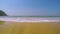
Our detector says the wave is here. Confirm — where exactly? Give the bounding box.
[0,17,60,22]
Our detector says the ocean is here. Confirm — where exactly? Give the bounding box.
[0,16,60,22]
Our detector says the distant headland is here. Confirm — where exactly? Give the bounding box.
[0,10,7,16]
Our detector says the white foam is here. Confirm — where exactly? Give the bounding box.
[0,17,60,22]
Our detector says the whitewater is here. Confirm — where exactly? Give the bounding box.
[0,16,60,22]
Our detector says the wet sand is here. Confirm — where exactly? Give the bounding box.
[0,21,60,34]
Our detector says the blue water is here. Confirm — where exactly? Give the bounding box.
[0,16,60,20]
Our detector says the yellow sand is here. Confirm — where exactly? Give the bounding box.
[1,22,60,34]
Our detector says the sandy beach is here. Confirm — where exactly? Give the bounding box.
[0,21,60,34]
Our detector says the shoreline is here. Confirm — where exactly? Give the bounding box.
[0,20,60,22]
[0,17,60,22]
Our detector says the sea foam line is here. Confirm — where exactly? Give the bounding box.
[0,18,60,22]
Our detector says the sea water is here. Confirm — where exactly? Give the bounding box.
[0,16,60,22]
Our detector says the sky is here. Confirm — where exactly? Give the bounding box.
[0,0,60,16]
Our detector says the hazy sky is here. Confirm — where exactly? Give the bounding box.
[0,0,60,16]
